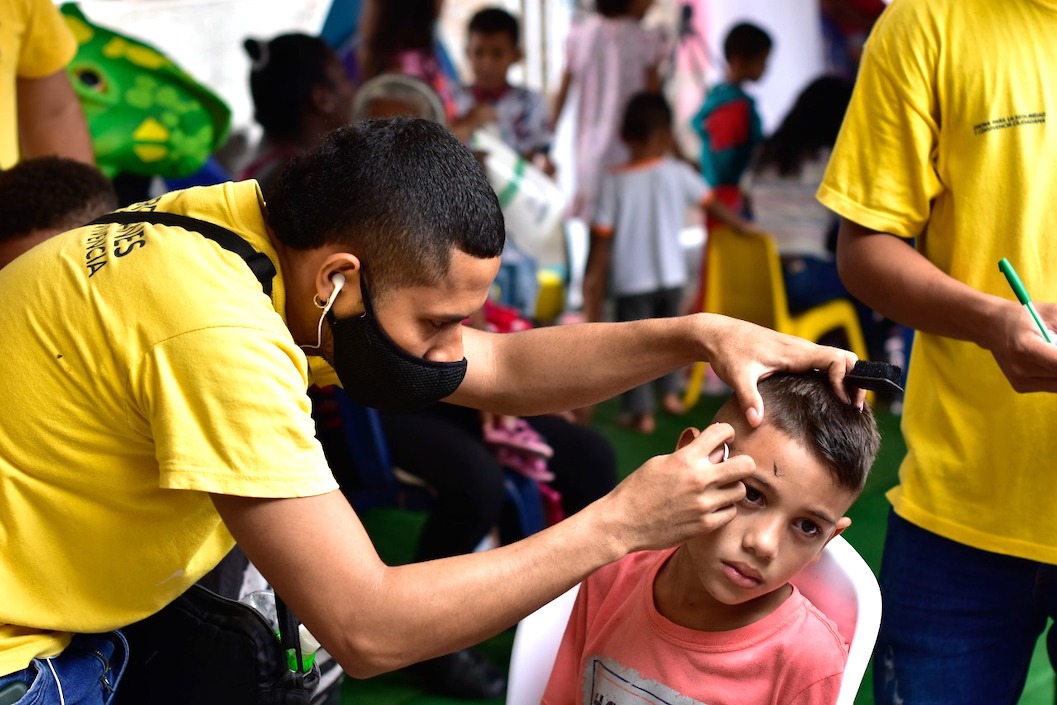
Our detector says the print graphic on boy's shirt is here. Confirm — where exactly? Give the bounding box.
[582,656,705,705]
[972,111,1046,136]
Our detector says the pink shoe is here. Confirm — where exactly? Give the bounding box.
[483,419,553,458]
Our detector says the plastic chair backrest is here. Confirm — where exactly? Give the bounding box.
[506,536,880,705]
[705,226,793,329]
[790,534,882,705]
[506,584,580,705]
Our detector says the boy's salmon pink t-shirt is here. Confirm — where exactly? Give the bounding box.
[542,548,848,705]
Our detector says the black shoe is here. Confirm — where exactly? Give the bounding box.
[407,648,507,700]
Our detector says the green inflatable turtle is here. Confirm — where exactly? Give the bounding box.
[60,3,231,179]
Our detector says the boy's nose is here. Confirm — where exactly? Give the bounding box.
[744,516,782,561]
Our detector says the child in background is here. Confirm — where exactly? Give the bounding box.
[453,6,554,317]
[692,22,773,218]
[542,372,881,705]
[240,33,355,198]
[552,0,667,222]
[747,75,853,314]
[0,156,117,269]
[582,92,756,434]
[453,7,554,175]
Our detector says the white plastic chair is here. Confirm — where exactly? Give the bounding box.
[505,535,882,705]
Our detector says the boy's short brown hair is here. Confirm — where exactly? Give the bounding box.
[722,372,880,494]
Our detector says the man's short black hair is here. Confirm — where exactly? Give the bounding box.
[266,117,505,298]
[468,7,520,47]
[620,92,672,143]
[723,22,773,62]
[0,157,117,242]
[719,372,880,495]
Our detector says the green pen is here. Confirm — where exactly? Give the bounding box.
[998,257,1053,344]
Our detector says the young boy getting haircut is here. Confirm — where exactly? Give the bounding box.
[542,372,880,705]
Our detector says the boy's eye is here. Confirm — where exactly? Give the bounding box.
[794,519,822,537]
[742,487,764,506]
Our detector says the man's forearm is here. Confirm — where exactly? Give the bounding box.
[216,490,627,678]
[453,316,708,415]
[837,219,1006,346]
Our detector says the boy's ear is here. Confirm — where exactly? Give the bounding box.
[810,517,853,564]
[676,427,700,451]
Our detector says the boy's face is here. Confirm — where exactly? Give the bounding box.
[674,418,855,612]
[466,31,520,90]
[746,50,770,82]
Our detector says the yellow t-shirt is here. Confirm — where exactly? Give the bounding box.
[0,180,339,675]
[0,0,79,168]
[819,0,1057,563]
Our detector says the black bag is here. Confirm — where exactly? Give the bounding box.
[113,584,319,705]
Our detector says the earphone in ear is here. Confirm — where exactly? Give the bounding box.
[304,271,347,350]
[330,271,346,295]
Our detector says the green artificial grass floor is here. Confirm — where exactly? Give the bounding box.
[341,393,1054,704]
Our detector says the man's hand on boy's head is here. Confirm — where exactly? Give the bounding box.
[599,423,752,554]
[695,315,864,427]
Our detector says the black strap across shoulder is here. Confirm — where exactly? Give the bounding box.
[87,211,277,297]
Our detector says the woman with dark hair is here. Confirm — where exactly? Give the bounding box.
[747,75,854,314]
[748,75,901,363]
[239,33,355,196]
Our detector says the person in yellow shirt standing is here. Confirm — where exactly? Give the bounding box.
[1,0,94,168]
[0,116,863,703]
[818,0,1057,701]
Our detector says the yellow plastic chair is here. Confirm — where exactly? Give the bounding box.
[683,226,868,408]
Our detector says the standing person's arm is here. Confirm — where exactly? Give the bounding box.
[581,231,612,323]
[583,173,617,323]
[214,421,751,677]
[13,0,93,165]
[551,69,573,129]
[819,0,1057,393]
[838,221,1057,392]
[17,71,94,164]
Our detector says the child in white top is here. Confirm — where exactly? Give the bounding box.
[582,92,756,433]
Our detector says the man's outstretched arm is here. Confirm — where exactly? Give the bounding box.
[213,423,751,678]
[450,314,861,427]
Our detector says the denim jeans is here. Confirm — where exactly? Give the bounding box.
[874,511,1057,704]
[0,632,128,705]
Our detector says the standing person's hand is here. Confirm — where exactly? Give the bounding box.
[594,422,750,552]
[981,299,1057,393]
[696,315,863,427]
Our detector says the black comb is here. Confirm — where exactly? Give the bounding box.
[844,360,904,394]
